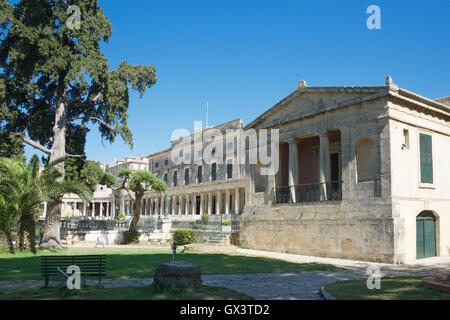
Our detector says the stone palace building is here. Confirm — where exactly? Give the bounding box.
[42,76,450,263]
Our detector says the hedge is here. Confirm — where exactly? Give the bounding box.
[173,229,196,245]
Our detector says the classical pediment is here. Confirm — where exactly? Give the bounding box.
[246,86,390,129]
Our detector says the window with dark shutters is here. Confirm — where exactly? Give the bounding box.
[211,163,217,181]
[419,133,433,184]
[227,162,233,179]
[173,171,178,187]
[185,168,189,185]
[198,166,202,183]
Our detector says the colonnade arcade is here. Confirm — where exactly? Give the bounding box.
[121,187,245,218]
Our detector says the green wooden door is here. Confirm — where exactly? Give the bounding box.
[416,212,436,259]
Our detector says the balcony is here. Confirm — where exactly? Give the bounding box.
[273,181,343,204]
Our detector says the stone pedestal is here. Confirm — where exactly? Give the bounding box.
[153,261,202,290]
[161,221,172,233]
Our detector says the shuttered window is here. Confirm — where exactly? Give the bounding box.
[185,168,189,185]
[211,163,217,181]
[197,166,202,183]
[227,162,233,179]
[173,171,177,187]
[419,133,433,184]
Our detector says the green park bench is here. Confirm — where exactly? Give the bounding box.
[41,255,106,288]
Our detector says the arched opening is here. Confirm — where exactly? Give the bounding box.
[254,158,268,193]
[356,136,376,182]
[416,211,437,259]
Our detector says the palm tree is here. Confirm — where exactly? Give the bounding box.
[0,157,35,253]
[0,156,92,252]
[0,194,19,253]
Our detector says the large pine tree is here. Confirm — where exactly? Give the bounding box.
[0,0,157,248]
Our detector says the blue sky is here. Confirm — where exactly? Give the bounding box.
[24,0,450,164]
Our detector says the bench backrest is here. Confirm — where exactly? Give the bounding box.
[56,267,69,281]
[41,255,106,277]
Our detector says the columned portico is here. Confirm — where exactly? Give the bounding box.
[200,193,204,215]
[225,190,230,214]
[191,194,196,215]
[216,191,221,215]
[288,140,298,203]
[207,192,212,215]
[319,133,331,201]
[235,188,240,214]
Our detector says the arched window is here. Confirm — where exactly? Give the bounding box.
[356,136,376,182]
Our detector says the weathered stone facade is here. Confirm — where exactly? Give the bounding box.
[118,119,246,220]
[240,78,450,263]
[46,77,450,264]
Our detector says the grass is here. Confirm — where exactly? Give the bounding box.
[0,247,342,282]
[325,277,450,300]
[0,285,253,300]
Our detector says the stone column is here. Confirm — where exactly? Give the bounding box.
[288,140,298,203]
[185,194,189,215]
[176,195,181,215]
[235,188,240,214]
[106,202,110,218]
[83,203,86,217]
[225,190,230,214]
[200,193,204,215]
[120,196,125,216]
[191,194,196,215]
[155,198,159,216]
[171,196,175,215]
[319,133,331,201]
[207,192,212,215]
[160,196,164,215]
[92,202,96,217]
[216,191,221,215]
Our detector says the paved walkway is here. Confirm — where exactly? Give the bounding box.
[1,249,449,300]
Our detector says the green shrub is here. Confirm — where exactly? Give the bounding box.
[116,213,125,220]
[201,214,209,225]
[222,220,231,226]
[122,231,141,244]
[173,229,196,245]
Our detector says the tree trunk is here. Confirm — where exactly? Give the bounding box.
[1,232,14,254]
[16,212,37,253]
[40,98,67,250]
[16,215,26,251]
[40,203,62,249]
[128,195,142,233]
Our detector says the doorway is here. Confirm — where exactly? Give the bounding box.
[416,211,437,259]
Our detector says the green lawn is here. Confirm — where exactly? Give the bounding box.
[0,285,253,300]
[325,277,450,300]
[0,247,342,282]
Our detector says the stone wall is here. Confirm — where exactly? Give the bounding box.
[240,200,396,263]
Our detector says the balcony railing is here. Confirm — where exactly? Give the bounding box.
[273,181,343,204]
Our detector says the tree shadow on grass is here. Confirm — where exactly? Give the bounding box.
[0,248,342,283]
